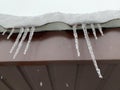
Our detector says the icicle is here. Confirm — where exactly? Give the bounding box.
[24,26,35,55]
[10,27,24,53]
[72,24,80,56]
[7,28,15,39]
[82,24,103,78]
[97,24,104,36]
[2,29,7,35]
[13,27,29,59]
[91,24,98,40]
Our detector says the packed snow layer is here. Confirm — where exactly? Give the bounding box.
[0,10,120,28]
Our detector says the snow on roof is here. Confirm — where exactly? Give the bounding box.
[0,10,120,28]
[1,10,119,78]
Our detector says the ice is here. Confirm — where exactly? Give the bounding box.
[65,83,69,87]
[91,24,98,40]
[24,26,35,55]
[97,24,104,36]
[82,24,103,78]
[0,75,3,80]
[7,28,15,39]
[73,24,80,56]
[10,28,24,53]
[13,27,29,59]
[40,81,43,87]
[2,29,7,35]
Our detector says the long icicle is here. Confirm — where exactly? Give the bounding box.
[7,28,15,39]
[73,24,80,56]
[24,26,35,55]
[13,27,29,59]
[91,24,98,40]
[10,27,24,53]
[82,24,103,78]
[2,29,7,35]
[97,24,104,36]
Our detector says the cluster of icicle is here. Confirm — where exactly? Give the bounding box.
[2,23,103,78]
[2,27,35,59]
[72,23,103,78]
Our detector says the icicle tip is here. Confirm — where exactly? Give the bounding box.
[97,68,103,79]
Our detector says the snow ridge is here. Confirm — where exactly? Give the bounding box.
[0,10,120,28]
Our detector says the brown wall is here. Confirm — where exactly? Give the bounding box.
[0,28,120,63]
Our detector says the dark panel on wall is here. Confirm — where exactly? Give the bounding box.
[0,63,120,90]
[20,65,52,90]
[102,64,120,90]
[0,66,31,90]
[75,64,113,90]
[0,81,9,90]
[48,64,77,90]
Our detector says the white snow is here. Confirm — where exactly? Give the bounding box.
[0,10,120,28]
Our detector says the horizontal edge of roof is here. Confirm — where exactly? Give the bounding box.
[0,19,120,33]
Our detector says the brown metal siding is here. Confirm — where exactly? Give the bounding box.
[0,63,119,90]
[0,28,119,62]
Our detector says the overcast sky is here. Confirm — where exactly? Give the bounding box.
[0,0,119,16]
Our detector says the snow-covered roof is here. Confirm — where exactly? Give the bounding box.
[0,10,120,28]
[1,10,120,79]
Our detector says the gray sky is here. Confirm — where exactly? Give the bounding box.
[0,0,120,16]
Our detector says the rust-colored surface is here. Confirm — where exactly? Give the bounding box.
[0,28,120,62]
